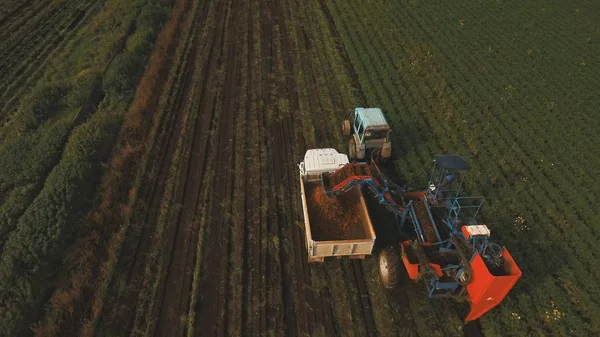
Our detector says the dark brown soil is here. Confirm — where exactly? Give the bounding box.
[305,183,366,241]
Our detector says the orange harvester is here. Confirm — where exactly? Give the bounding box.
[299,148,521,321]
[465,248,522,321]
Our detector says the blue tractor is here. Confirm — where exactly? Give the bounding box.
[342,107,392,163]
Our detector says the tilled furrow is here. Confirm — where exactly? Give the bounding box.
[351,261,378,337]
[193,0,238,336]
[149,1,223,336]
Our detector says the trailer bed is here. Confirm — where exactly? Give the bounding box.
[300,178,375,263]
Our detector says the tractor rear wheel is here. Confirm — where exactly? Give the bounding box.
[342,120,351,136]
[379,246,400,289]
[349,138,357,161]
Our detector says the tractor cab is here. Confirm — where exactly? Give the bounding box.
[342,107,392,162]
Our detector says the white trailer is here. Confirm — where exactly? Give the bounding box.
[298,148,376,263]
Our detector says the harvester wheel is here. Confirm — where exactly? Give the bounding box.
[342,120,351,136]
[379,246,400,289]
[349,138,357,161]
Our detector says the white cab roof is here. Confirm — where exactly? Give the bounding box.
[302,148,349,175]
[359,108,390,129]
[464,225,491,237]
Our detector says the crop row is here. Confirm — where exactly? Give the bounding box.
[0,0,99,248]
[0,0,175,335]
[0,0,101,119]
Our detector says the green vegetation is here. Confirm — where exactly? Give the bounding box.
[0,0,173,335]
[325,0,600,335]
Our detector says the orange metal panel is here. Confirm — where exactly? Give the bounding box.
[402,255,419,280]
[428,263,444,277]
[461,226,471,239]
[465,249,522,321]
[400,241,419,280]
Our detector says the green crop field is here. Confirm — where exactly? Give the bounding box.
[324,0,600,335]
[0,0,598,336]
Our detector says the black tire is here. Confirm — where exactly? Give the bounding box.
[349,138,357,160]
[379,246,401,289]
[342,120,351,136]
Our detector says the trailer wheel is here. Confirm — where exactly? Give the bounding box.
[379,246,400,289]
[342,120,351,136]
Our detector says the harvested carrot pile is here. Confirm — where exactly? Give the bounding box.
[305,183,365,241]
[413,200,437,242]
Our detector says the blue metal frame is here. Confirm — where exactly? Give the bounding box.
[409,155,488,299]
[425,278,462,299]
[322,174,400,210]
[422,198,443,243]
[353,108,366,144]
[320,164,412,235]
[427,160,466,204]
[409,240,469,299]
[444,196,485,231]
[406,203,425,243]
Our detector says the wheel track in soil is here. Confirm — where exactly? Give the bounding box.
[240,11,253,334]
[266,0,332,335]
[240,1,260,336]
[122,0,207,287]
[350,261,378,336]
[147,0,226,335]
[176,1,240,335]
[256,0,272,335]
[219,1,250,333]
[262,0,296,335]
[193,0,239,336]
[268,5,312,326]
[283,1,345,331]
